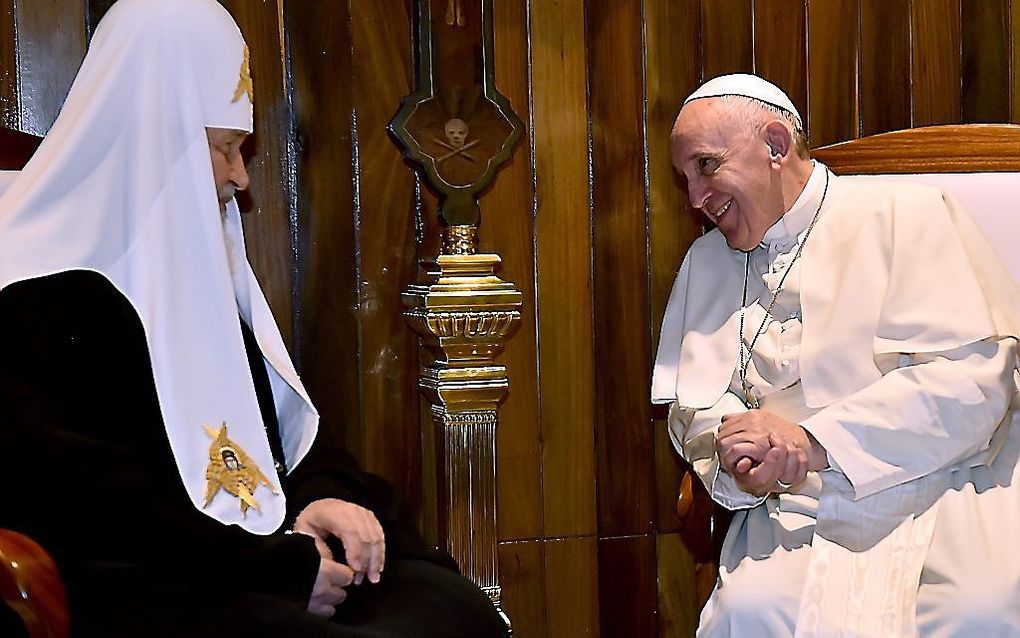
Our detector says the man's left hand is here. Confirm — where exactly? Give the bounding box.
[717,409,827,481]
[294,498,386,585]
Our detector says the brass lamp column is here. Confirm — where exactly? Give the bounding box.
[389,0,523,632]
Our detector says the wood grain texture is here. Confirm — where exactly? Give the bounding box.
[485,0,543,543]
[531,0,597,540]
[1013,0,1020,123]
[860,0,911,135]
[962,0,1010,122]
[10,0,86,135]
[807,0,859,146]
[753,0,807,119]
[589,0,653,538]
[498,540,548,638]
[545,536,599,637]
[349,0,422,501]
[911,0,962,126]
[701,0,753,78]
[0,1,20,131]
[813,124,1020,173]
[284,1,362,460]
[598,535,657,638]
[645,0,702,535]
[224,0,296,346]
[657,532,700,638]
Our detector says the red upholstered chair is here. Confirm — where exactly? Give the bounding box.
[0,128,68,638]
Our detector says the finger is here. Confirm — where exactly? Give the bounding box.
[720,440,769,468]
[333,526,366,575]
[778,444,800,487]
[746,446,786,493]
[734,456,754,474]
[366,516,386,583]
[326,561,356,588]
[356,511,374,585]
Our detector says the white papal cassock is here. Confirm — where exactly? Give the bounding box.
[653,162,1020,637]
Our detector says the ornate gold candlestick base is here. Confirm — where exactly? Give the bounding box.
[403,227,521,635]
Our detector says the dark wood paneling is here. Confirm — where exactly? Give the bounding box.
[349,0,421,502]
[0,1,16,131]
[486,0,543,544]
[531,0,597,540]
[701,0,753,78]
[225,0,296,345]
[545,537,599,637]
[499,540,548,638]
[1013,1,1020,123]
[962,0,1010,122]
[284,2,362,459]
[753,0,807,120]
[589,0,653,538]
[8,0,86,135]
[860,0,911,135]
[657,532,700,638]
[646,0,701,535]
[598,535,657,637]
[912,0,962,126]
[807,0,859,145]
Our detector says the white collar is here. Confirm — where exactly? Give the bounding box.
[762,161,827,246]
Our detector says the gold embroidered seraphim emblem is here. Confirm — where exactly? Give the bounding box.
[232,45,254,104]
[202,422,277,517]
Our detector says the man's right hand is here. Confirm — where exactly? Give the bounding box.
[307,557,355,618]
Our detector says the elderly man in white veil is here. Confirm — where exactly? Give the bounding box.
[654,73,1020,637]
[0,1,507,636]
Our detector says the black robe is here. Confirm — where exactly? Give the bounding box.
[0,271,506,637]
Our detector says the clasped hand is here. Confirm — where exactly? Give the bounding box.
[294,498,386,618]
[716,409,826,497]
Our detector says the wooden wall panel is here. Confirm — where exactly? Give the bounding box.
[911,0,962,126]
[225,0,296,345]
[2,0,86,135]
[701,0,752,78]
[544,537,599,637]
[348,0,422,503]
[0,1,16,131]
[753,0,807,120]
[499,540,548,638]
[807,0,859,146]
[530,0,596,540]
[657,532,700,638]
[645,0,701,537]
[598,536,657,637]
[284,1,361,456]
[860,0,911,135]
[589,0,652,538]
[487,0,544,544]
[1013,0,1020,123]
[962,0,1010,123]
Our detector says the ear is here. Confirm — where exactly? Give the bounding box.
[763,121,793,164]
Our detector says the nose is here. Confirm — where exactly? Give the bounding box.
[687,176,711,210]
[231,154,250,192]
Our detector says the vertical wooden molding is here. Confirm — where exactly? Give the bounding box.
[807,0,859,146]
[1012,0,1020,123]
[962,0,1010,122]
[911,0,962,125]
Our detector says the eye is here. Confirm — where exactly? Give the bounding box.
[698,156,720,175]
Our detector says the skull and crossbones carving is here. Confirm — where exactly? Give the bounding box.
[434,118,480,163]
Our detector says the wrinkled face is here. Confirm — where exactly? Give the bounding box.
[444,118,468,148]
[207,127,250,214]
[670,99,784,251]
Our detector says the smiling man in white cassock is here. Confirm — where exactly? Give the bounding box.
[653,73,1020,637]
[0,1,507,636]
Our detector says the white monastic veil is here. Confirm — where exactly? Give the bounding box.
[0,0,317,534]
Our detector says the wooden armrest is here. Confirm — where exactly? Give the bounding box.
[0,530,69,638]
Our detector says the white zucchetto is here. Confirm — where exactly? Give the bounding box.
[684,73,802,124]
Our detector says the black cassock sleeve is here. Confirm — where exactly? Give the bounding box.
[0,272,323,625]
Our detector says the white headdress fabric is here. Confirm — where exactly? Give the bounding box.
[0,0,317,534]
[684,73,802,124]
